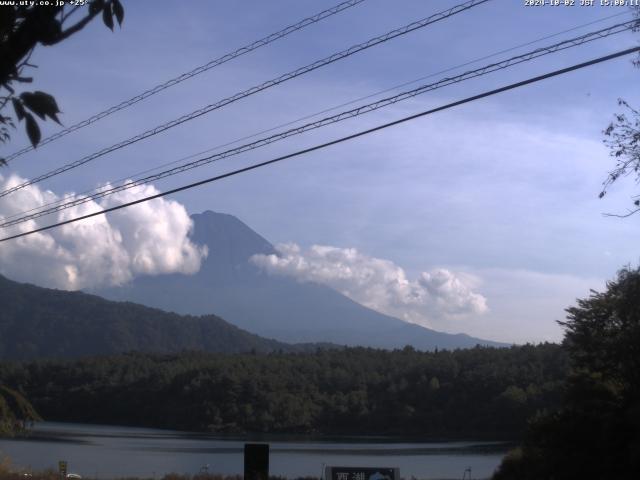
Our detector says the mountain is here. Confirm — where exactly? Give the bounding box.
[0,274,295,360]
[96,211,506,350]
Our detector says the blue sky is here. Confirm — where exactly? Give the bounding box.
[1,0,639,343]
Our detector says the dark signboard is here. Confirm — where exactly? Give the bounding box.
[244,443,269,480]
[325,466,399,480]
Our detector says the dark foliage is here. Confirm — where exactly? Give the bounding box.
[0,385,40,436]
[0,0,124,155]
[0,343,567,438]
[493,267,640,479]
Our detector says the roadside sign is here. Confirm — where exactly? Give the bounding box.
[325,466,399,480]
[58,461,67,478]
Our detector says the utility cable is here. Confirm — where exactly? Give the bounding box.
[1,19,636,228]
[1,45,638,243]
[3,10,632,225]
[1,0,368,163]
[0,0,491,198]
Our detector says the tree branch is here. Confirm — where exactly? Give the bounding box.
[57,8,102,42]
[603,208,640,218]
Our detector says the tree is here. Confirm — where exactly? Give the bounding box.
[0,385,41,436]
[493,267,640,480]
[599,6,640,216]
[561,267,640,394]
[0,0,124,158]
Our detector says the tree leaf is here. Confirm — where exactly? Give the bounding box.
[89,0,105,15]
[112,0,124,26]
[38,17,62,46]
[34,90,62,125]
[0,6,16,34]
[0,158,6,167]
[12,98,25,121]
[20,91,61,123]
[103,2,114,31]
[24,113,41,148]
[20,92,45,120]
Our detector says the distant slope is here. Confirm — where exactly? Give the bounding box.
[0,275,293,360]
[97,211,506,350]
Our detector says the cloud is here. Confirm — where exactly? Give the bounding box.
[250,243,487,327]
[0,174,207,290]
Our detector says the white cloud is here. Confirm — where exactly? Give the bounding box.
[251,243,487,327]
[0,174,207,290]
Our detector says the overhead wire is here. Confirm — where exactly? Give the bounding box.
[1,0,369,163]
[3,9,633,225]
[1,18,637,229]
[0,0,492,198]
[1,45,638,243]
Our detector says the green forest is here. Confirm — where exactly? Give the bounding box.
[0,343,566,439]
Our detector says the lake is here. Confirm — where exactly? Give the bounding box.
[0,423,510,480]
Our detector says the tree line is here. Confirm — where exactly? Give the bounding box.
[0,342,567,439]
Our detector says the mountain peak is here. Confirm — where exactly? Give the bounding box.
[195,210,234,220]
[190,211,275,262]
[95,211,506,350]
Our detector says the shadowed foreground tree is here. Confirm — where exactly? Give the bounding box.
[0,385,40,436]
[0,0,124,156]
[493,267,640,480]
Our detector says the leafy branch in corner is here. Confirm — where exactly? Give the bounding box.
[599,6,640,217]
[0,0,124,164]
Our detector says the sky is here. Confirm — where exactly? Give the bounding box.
[1,0,639,344]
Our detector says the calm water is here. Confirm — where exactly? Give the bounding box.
[0,423,509,480]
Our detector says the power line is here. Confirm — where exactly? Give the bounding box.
[4,10,632,226]
[2,45,637,243]
[0,0,491,199]
[2,18,636,229]
[1,0,368,163]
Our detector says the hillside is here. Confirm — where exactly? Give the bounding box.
[96,211,506,350]
[0,275,292,360]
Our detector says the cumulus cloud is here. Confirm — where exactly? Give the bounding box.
[0,174,207,290]
[250,243,487,327]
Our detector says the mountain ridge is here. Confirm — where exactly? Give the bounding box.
[97,210,506,350]
[0,274,306,360]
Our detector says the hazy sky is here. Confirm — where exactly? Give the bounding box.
[1,0,639,343]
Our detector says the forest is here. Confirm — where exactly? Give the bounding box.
[0,343,566,439]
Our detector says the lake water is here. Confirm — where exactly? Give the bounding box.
[0,423,509,480]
